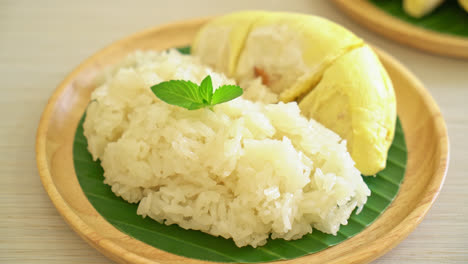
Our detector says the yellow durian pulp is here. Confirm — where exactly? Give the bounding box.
[235,12,363,102]
[192,11,267,76]
[192,11,397,176]
[299,45,396,175]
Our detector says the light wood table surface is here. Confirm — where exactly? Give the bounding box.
[1,0,467,263]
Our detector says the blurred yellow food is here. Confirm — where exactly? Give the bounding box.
[299,45,396,175]
[403,0,445,18]
[193,11,397,175]
[459,0,468,12]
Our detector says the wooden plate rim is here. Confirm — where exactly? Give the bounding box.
[35,17,449,264]
[332,0,468,59]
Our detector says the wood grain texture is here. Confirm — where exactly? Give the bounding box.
[332,0,468,59]
[35,17,448,264]
[2,1,467,263]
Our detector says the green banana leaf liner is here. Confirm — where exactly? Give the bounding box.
[73,46,408,263]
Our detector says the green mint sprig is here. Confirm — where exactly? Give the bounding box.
[150,75,243,110]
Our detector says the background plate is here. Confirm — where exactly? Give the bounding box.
[332,0,468,59]
[36,17,449,264]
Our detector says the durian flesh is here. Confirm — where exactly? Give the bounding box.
[193,11,397,176]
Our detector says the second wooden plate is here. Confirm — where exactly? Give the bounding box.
[333,0,468,59]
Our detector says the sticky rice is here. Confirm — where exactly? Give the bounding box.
[83,49,370,248]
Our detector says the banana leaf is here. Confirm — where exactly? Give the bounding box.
[73,46,407,262]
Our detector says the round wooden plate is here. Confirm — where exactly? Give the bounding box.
[36,17,449,264]
[332,0,468,59]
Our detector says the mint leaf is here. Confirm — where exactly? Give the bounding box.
[211,85,243,105]
[151,80,203,109]
[150,76,243,110]
[199,75,213,104]
[187,102,206,110]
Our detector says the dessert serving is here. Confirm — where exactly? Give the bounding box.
[82,11,396,248]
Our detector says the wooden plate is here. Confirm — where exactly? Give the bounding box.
[332,0,468,59]
[35,17,449,264]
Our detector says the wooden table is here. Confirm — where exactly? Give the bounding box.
[1,0,467,263]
